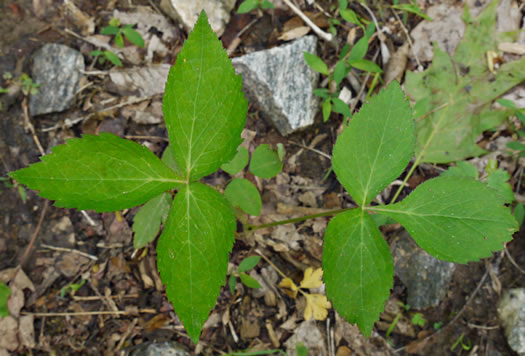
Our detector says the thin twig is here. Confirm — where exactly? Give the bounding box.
[21,98,45,156]
[504,246,525,274]
[19,201,49,267]
[73,294,139,301]
[22,309,157,317]
[289,141,331,160]
[281,0,333,42]
[40,243,98,261]
[124,135,169,142]
[392,10,422,69]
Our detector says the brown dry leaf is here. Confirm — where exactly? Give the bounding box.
[0,316,19,351]
[144,314,170,332]
[7,286,24,318]
[498,42,525,55]
[299,267,323,289]
[19,314,35,348]
[279,278,299,298]
[278,26,311,41]
[304,293,331,321]
[384,42,409,86]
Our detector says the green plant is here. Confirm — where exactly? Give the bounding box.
[90,17,144,67]
[305,22,381,122]
[411,312,425,327]
[59,279,86,298]
[450,333,472,352]
[229,256,262,293]
[8,10,517,344]
[237,0,274,14]
[0,281,10,318]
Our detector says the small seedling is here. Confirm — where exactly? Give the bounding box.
[100,17,144,49]
[90,17,144,67]
[411,313,425,327]
[237,0,274,14]
[59,279,86,298]
[305,22,381,122]
[9,11,517,343]
[229,256,262,293]
[450,333,472,352]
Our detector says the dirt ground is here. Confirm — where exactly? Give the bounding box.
[1,0,525,355]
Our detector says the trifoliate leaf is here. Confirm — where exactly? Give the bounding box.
[486,169,514,204]
[323,209,394,337]
[221,146,249,175]
[0,281,10,317]
[157,182,236,343]
[132,192,172,249]
[9,133,183,212]
[299,267,323,289]
[441,161,479,179]
[332,81,414,206]
[249,144,283,179]
[239,273,262,289]
[238,256,261,273]
[224,178,262,216]
[304,293,331,321]
[372,176,518,263]
[163,11,247,181]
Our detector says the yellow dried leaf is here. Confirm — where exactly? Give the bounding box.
[279,278,299,298]
[304,293,331,321]
[299,267,323,289]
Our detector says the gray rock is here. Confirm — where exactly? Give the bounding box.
[498,288,525,355]
[232,36,320,136]
[128,341,190,356]
[160,0,236,36]
[29,44,84,116]
[284,319,327,356]
[390,231,456,309]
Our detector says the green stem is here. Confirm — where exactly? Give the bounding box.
[245,207,353,232]
[390,100,451,204]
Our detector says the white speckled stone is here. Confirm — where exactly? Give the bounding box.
[232,36,320,136]
[499,289,525,355]
[29,44,84,116]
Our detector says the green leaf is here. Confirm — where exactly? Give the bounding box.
[332,97,352,118]
[514,204,525,226]
[224,178,262,216]
[411,312,426,326]
[101,25,120,35]
[486,169,514,204]
[221,146,249,175]
[122,25,145,48]
[332,81,414,206]
[322,99,332,122]
[338,0,348,10]
[371,176,517,263]
[90,50,103,57]
[162,145,182,177]
[238,0,258,13]
[497,98,517,110]
[132,192,172,249]
[261,0,274,10]
[507,141,525,151]
[114,32,124,48]
[238,256,261,273]
[340,9,362,27]
[229,275,237,294]
[0,281,10,318]
[157,182,236,343]
[296,342,308,356]
[163,12,247,181]
[391,4,432,21]
[333,60,347,85]
[323,209,394,337]
[348,59,383,73]
[303,52,329,75]
[103,50,122,66]
[406,1,525,163]
[239,273,262,289]
[348,36,369,62]
[9,133,183,212]
[249,144,283,179]
[441,161,478,179]
[313,88,330,99]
